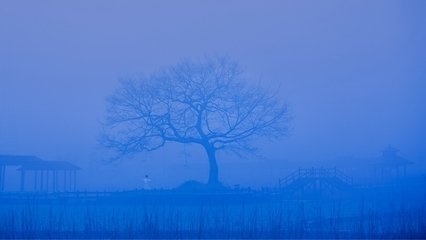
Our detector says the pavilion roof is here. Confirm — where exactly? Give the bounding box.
[376,146,413,167]
[17,160,81,171]
[0,155,81,171]
[0,155,43,166]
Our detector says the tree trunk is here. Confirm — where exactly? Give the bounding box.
[204,145,219,186]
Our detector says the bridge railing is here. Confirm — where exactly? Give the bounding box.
[279,167,353,188]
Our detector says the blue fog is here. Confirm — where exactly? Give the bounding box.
[1,1,426,238]
[0,0,426,238]
[0,1,425,189]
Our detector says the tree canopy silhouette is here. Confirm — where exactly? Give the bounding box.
[102,57,289,186]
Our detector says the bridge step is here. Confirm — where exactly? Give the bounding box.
[279,168,353,194]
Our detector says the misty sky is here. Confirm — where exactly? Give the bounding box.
[1,1,425,190]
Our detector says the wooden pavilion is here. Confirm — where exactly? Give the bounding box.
[375,146,413,180]
[0,155,80,192]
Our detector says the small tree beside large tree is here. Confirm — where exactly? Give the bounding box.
[102,57,289,186]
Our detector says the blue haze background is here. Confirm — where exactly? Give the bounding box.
[0,1,425,190]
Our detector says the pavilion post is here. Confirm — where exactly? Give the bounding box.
[53,171,57,192]
[2,165,5,192]
[64,170,67,192]
[34,170,38,191]
[73,170,77,192]
[0,166,2,192]
[20,170,26,191]
[0,165,4,192]
[51,171,54,192]
[56,171,59,192]
[69,171,73,191]
[46,170,50,192]
[41,170,45,192]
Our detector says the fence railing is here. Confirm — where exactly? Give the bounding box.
[279,167,353,188]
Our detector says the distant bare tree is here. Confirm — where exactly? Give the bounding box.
[102,57,289,186]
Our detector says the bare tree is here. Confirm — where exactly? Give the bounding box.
[102,57,289,186]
